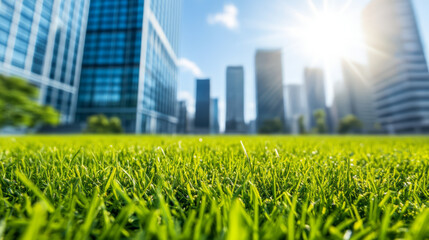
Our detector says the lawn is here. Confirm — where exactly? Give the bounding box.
[0,136,428,239]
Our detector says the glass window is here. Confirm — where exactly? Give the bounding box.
[0,43,6,60]
[12,50,26,68]
[0,29,8,45]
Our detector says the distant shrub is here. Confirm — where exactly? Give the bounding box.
[85,114,123,133]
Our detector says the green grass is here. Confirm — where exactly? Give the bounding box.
[0,136,429,240]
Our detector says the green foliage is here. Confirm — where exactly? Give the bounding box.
[338,114,363,134]
[0,136,429,239]
[258,118,283,134]
[312,109,327,134]
[298,115,307,134]
[85,114,123,134]
[0,74,59,129]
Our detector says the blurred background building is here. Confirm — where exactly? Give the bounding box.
[75,0,182,133]
[285,84,306,134]
[225,66,246,133]
[194,78,210,133]
[363,0,429,133]
[176,100,187,134]
[210,98,219,134]
[0,0,90,123]
[304,68,326,131]
[341,61,377,133]
[255,49,285,132]
[331,81,352,132]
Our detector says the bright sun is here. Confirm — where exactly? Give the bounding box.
[292,2,363,63]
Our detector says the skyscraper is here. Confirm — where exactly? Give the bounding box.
[76,0,182,133]
[285,84,306,134]
[0,0,90,123]
[363,0,429,133]
[176,100,187,134]
[341,61,377,133]
[255,49,285,132]
[210,98,219,134]
[194,79,210,133]
[304,68,326,130]
[225,66,245,133]
[331,81,352,132]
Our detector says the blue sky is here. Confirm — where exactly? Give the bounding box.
[177,0,429,131]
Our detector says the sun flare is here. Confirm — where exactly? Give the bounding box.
[292,1,364,63]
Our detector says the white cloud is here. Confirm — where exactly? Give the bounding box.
[207,4,239,30]
[178,91,195,115]
[178,58,204,78]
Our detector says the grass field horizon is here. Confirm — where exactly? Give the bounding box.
[1,135,428,239]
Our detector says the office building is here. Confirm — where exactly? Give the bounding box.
[194,79,210,133]
[176,100,187,134]
[285,84,306,134]
[342,61,377,133]
[210,98,219,134]
[76,0,182,133]
[255,49,285,132]
[304,68,326,130]
[331,81,352,132]
[0,0,90,123]
[225,66,245,133]
[363,0,429,133]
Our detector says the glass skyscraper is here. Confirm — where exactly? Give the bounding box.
[76,0,182,133]
[210,98,219,134]
[226,66,245,133]
[304,67,326,130]
[255,49,286,132]
[0,0,90,123]
[341,61,377,133]
[176,100,187,134]
[363,0,429,133]
[285,84,306,134]
[194,79,210,133]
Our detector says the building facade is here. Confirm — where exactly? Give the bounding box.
[176,100,187,134]
[0,0,90,123]
[285,84,306,134]
[225,66,245,133]
[304,67,326,130]
[210,98,219,134]
[341,61,377,133]
[363,0,429,133]
[76,0,182,133]
[255,49,285,132]
[194,78,210,133]
[331,81,352,132]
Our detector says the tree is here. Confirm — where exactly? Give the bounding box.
[258,118,283,134]
[298,115,307,134]
[85,114,123,134]
[0,74,59,129]
[109,117,123,133]
[338,114,362,134]
[313,109,327,134]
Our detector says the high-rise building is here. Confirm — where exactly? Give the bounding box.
[176,100,187,134]
[342,61,377,133]
[363,0,429,133]
[255,49,285,132]
[76,0,182,133]
[331,81,352,132]
[194,79,210,133]
[210,98,219,134]
[0,0,90,123]
[225,66,245,133]
[304,68,326,130]
[285,84,306,134]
